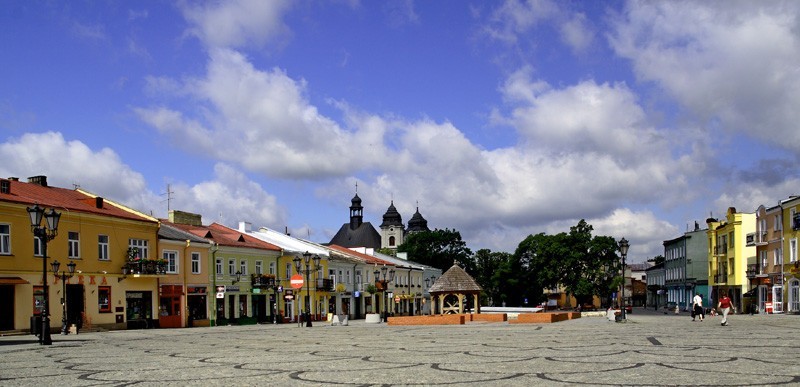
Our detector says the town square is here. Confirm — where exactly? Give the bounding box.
[2,311,799,386]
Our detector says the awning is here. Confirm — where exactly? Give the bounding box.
[0,277,29,285]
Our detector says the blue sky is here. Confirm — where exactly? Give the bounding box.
[2,1,800,262]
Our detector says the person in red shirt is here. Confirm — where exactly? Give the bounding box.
[717,293,734,326]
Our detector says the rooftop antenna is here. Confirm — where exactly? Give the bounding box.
[72,182,81,190]
[161,184,174,212]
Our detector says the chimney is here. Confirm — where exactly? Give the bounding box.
[27,175,48,187]
[168,210,203,226]
[7,177,19,181]
[95,197,104,209]
[238,221,252,233]
[0,179,9,194]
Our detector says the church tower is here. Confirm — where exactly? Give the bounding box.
[380,201,404,250]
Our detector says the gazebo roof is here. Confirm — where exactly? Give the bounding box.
[429,262,482,294]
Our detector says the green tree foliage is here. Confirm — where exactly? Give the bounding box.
[512,220,622,308]
[397,229,473,273]
[473,249,511,306]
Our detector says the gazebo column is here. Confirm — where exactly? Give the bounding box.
[474,293,480,314]
[458,293,464,314]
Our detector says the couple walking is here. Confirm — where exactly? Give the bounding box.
[691,292,734,326]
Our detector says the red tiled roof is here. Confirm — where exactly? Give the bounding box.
[328,244,394,266]
[0,177,157,224]
[164,220,281,251]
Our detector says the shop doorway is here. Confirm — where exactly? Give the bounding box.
[126,291,153,329]
[253,295,266,323]
[0,286,14,330]
[66,284,84,329]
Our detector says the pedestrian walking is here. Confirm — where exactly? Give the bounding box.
[692,293,704,322]
[717,293,733,326]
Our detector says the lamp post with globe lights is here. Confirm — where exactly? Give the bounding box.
[27,204,61,345]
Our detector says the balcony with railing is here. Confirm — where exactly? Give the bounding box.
[251,274,277,288]
[746,264,757,279]
[122,247,167,275]
[316,278,334,291]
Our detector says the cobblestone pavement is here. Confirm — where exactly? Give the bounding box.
[1,310,799,386]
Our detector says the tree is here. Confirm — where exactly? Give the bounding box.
[397,229,473,273]
[473,249,511,306]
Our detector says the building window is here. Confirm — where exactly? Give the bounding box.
[163,250,178,273]
[98,286,111,313]
[129,239,149,259]
[269,262,275,275]
[389,235,396,247]
[0,224,10,255]
[255,260,262,275]
[68,231,80,258]
[775,247,783,265]
[240,260,247,275]
[229,259,236,275]
[286,263,292,278]
[790,239,798,263]
[98,235,109,260]
[33,236,42,257]
[191,253,201,274]
[216,258,223,275]
[329,269,336,284]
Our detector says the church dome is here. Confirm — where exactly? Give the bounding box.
[407,207,429,232]
[380,201,403,227]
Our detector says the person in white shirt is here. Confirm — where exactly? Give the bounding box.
[692,293,704,322]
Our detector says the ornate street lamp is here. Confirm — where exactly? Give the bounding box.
[294,251,321,327]
[618,237,630,321]
[51,260,76,335]
[374,265,395,322]
[27,204,61,345]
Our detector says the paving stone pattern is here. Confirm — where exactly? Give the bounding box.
[1,310,799,386]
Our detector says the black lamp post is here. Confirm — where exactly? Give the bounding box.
[51,260,76,335]
[27,204,61,345]
[294,251,320,327]
[374,265,395,322]
[232,270,242,284]
[618,237,630,320]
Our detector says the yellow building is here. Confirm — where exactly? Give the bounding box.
[781,196,800,313]
[164,214,282,326]
[0,176,161,333]
[707,207,756,311]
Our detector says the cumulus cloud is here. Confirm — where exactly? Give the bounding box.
[0,132,284,228]
[609,1,800,154]
[180,0,292,50]
[170,163,286,228]
[0,132,154,211]
[136,49,392,179]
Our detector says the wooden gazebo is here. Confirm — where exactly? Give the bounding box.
[429,262,482,314]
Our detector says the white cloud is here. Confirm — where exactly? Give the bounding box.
[180,0,292,50]
[0,132,284,229]
[609,1,800,154]
[171,163,286,228]
[136,49,393,179]
[0,132,154,211]
[560,13,593,53]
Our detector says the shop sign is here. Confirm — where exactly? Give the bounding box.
[216,285,226,293]
[227,285,240,292]
[126,292,143,299]
[216,292,224,299]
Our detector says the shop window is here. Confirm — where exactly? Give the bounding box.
[33,286,44,315]
[98,286,111,313]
